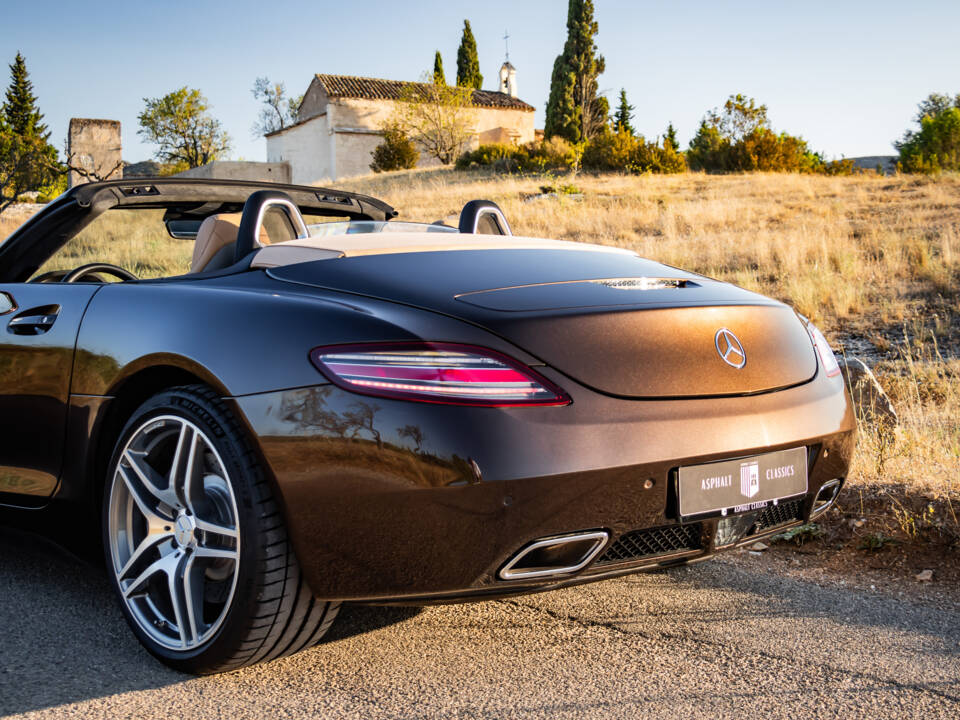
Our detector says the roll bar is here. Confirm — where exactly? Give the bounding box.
[458,200,513,236]
[235,190,309,263]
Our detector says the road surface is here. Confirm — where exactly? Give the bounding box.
[1,528,957,719]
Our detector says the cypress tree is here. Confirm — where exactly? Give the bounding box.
[544,0,606,143]
[433,51,446,85]
[613,89,634,134]
[545,54,577,141]
[664,122,678,151]
[456,20,483,90]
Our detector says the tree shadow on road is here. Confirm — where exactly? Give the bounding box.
[0,527,421,716]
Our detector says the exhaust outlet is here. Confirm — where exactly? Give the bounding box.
[810,479,843,518]
[499,530,609,580]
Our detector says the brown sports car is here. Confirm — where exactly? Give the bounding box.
[0,180,855,673]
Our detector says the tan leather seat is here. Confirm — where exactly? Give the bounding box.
[190,213,270,273]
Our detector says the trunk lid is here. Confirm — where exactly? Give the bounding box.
[269,247,817,398]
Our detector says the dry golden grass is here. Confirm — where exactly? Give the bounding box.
[0,206,193,278]
[38,209,193,278]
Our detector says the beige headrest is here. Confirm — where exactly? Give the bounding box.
[190,213,270,273]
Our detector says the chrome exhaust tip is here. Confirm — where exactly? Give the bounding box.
[810,479,843,519]
[499,530,609,580]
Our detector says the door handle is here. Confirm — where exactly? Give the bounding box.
[7,305,60,335]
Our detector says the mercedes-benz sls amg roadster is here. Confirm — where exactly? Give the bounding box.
[0,178,855,673]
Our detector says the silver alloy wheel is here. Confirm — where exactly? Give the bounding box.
[108,415,241,651]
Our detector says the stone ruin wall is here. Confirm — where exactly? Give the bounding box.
[67,118,122,187]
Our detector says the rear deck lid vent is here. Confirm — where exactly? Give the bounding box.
[592,277,688,290]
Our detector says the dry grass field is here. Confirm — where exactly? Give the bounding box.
[1,170,957,575]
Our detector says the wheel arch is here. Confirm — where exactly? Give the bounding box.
[89,365,214,511]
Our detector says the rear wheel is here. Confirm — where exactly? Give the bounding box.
[103,385,339,673]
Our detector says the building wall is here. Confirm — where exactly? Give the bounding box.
[473,106,535,145]
[298,79,329,121]
[328,98,399,179]
[176,161,291,184]
[266,92,536,184]
[265,114,331,185]
[327,98,444,178]
[329,98,536,180]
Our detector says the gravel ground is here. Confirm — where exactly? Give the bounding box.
[1,527,958,719]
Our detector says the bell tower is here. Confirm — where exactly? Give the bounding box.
[498,30,517,97]
[498,62,517,97]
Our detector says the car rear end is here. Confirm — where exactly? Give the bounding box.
[232,241,855,603]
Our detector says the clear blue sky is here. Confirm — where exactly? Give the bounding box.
[2,0,957,163]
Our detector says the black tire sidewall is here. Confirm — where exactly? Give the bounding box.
[102,387,266,673]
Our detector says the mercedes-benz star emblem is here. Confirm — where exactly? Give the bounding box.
[714,328,746,369]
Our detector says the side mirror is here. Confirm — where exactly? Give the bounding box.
[458,200,513,236]
[235,190,309,263]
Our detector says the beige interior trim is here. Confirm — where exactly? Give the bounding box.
[191,213,272,273]
[250,233,631,268]
[251,245,343,269]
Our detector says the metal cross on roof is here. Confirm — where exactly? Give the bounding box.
[504,30,510,62]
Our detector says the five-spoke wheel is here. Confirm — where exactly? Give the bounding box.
[108,415,240,651]
[103,386,340,673]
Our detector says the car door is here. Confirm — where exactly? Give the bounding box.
[0,282,101,501]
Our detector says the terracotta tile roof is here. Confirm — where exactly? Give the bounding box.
[313,74,535,111]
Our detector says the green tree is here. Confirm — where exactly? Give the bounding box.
[613,89,634,135]
[687,94,829,173]
[545,0,607,143]
[914,93,960,122]
[686,119,725,170]
[895,92,960,173]
[709,94,769,142]
[138,87,231,168]
[0,52,60,208]
[433,51,446,85]
[5,52,48,138]
[456,20,483,89]
[370,122,419,172]
[251,77,300,136]
[664,122,678,151]
[394,78,476,164]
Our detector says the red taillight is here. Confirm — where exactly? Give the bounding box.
[309,342,571,406]
[807,323,842,378]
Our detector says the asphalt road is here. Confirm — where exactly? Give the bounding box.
[1,528,958,719]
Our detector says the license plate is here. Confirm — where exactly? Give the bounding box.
[678,447,808,518]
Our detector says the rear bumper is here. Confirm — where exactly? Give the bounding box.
[230,367,855,602]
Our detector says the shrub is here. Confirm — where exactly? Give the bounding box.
[524,137,579,172]
[820,158,857,176]
[580,129,636,171]
[370,123,418,173]
[688,125,823,173]
[632,138,687,174]
[456,137,579,173]
[455,143,516,169]
[687,94,846,175]
[35,174,67,203]
[580,129,687,174]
